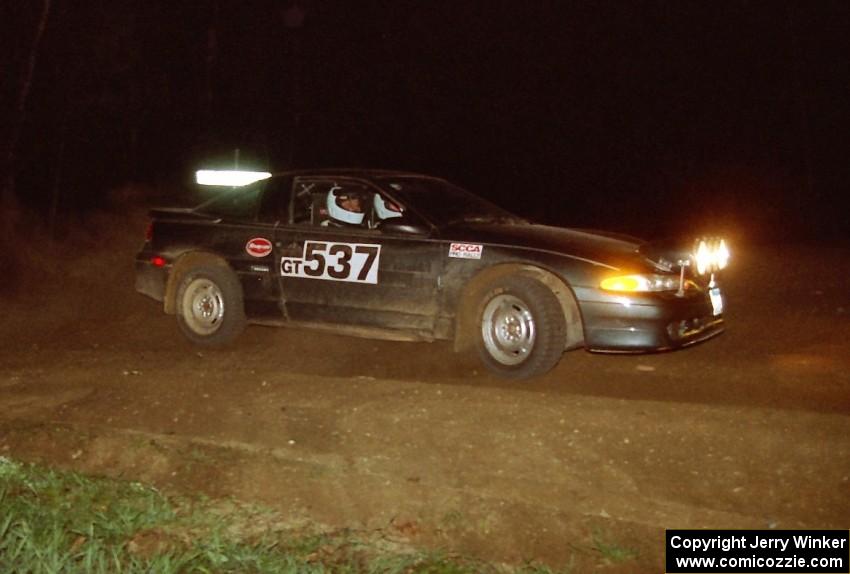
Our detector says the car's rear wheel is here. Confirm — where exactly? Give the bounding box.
[476,275,566,379]
[176,265,246,346]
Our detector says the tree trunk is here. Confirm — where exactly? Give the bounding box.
[785,3,816,220]
[48,110,68,240]
[1,0,53,233]
[204,0,219,127]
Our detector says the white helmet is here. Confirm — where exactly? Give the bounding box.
[327,186,365,226]
[373,194,403,220]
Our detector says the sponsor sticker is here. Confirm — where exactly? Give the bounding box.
[246,237,273,258]
[449,243,483,259]
[281,241,381,284]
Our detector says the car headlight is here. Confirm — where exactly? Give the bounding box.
[600,274,680,293]
[692,238,730,275]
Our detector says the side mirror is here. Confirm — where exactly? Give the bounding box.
[377,217,430,235]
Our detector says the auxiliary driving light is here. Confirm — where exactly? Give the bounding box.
[195,170,272,186]
[693,238,730,275]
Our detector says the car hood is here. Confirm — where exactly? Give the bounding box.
[443,222,645,268]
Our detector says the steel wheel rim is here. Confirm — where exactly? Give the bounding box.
[182,278,225,335]
[481,294,536,365]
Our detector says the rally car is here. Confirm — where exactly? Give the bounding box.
[135,169,729,379]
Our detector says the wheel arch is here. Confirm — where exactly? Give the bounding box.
[164,251,233,315]
[452,263,584,353]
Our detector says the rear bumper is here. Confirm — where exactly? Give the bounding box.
[577,289,724,352]
[135,259,168,302]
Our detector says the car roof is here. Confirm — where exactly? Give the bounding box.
[270,168,445,182]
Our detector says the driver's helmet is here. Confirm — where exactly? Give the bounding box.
[373,194,403,220]
[327,185,365,226]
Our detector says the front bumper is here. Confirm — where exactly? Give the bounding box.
[576,287,725,352]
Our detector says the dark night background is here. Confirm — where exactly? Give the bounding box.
[2,0,848,242]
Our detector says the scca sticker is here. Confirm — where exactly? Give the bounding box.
[281,241,381,284]
[449,243,483,259]
[246,237,273,258]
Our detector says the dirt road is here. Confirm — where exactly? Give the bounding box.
[1,215,848,571]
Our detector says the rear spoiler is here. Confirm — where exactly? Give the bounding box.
[148,207,219,222]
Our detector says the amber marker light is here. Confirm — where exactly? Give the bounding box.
[600,274,680,293]
[601,275,643,292]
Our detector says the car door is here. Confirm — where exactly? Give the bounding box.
[197,175,292,320]
[274,177,443,336]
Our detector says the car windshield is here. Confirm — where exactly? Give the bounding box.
[377,176,525,227]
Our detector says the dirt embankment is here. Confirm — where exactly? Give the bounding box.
[1,203,849,571]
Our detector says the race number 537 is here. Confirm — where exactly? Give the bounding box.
[281,241,381,284]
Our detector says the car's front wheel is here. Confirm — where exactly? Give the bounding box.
[476,275,566,379]
[175,265,246,346]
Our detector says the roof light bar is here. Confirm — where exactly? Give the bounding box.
[195,170,271,187]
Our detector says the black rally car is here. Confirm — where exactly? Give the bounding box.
[135,169,728,379]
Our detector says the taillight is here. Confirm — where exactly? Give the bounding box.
[145,221,154,242]
[151,256,166,267]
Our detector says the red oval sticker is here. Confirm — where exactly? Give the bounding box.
[246,237,273,258]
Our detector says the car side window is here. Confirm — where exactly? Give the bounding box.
[291,179,318,225]
[372,192,405,225]
[291,179,407,230]
[196,184,263,221]
[256,176,292,224]
[293,180,375,229]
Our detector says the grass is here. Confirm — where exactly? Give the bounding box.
[0,456,571,573]
[590,528,639,564]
